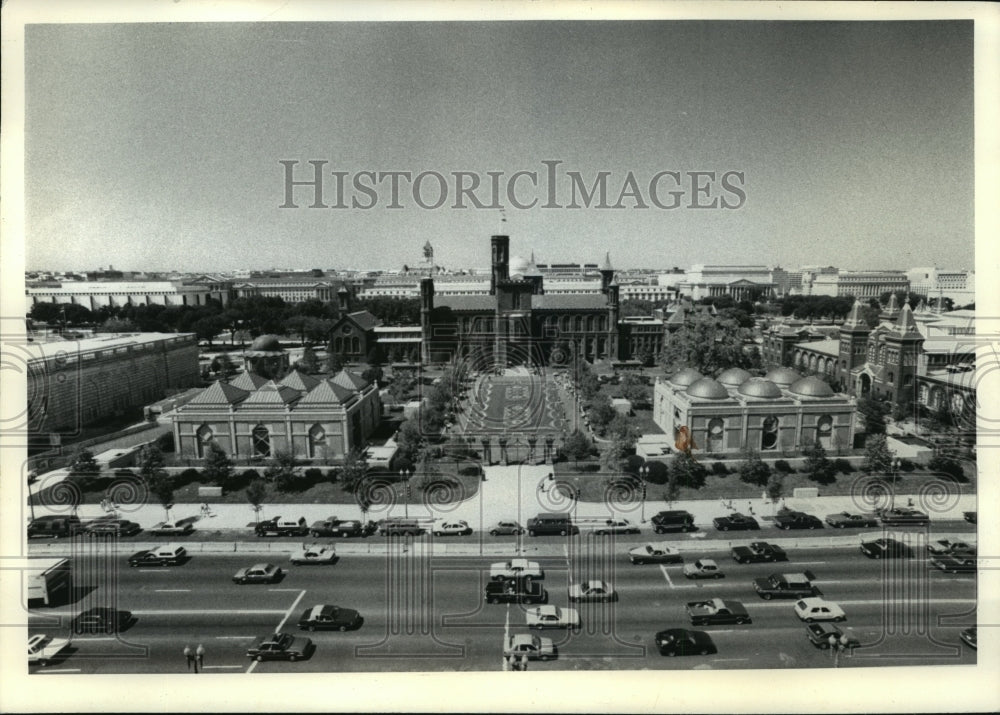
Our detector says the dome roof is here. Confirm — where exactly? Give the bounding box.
[668,367,704,387]
[716,367,752,387]
[764,366,801,387]
[508,255,530,277]
[737,377,783,399]
[788,376,835,398]
[686,377,729,400]
[249,334,283,352]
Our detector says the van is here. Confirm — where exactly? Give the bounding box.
[650,510,697,534]
[379,518,425,536]
[526,512,578,537]
[27,516,83,539]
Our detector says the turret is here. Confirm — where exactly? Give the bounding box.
[600,252,614,294]
[337,285,350,313]
[490,235,510,295]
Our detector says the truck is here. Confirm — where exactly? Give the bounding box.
[685,598,751,626]
[25,558,72,607]
[773,511,824,530]
[731,541,787,564]
[484,578,548,605]
[308,517,374,538]
[752,572,819,600]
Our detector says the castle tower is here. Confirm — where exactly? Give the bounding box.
[883,302,924,404]
[879,292,901,323]
[490,235,509,296]
[838,298,871,390]
[607,279,620,359]
[420,277,434,364]
[600,252,614,294]
[337,285,350,313]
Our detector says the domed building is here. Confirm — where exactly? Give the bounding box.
[242,334,290,379]
[653,367,856,455]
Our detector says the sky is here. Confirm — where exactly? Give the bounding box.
[24,20,974,273]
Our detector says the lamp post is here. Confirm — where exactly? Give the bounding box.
[399,467,414,518]
[889,457,902,510]
[639,465,649,522]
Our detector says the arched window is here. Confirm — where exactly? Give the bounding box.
[816,415,833,449]
[918,383,929,405]
[351,336,360,353]
[196,424,214,459]
[586,315,594,332]
[575,315,584,332]
[761,416,779,450]
[334,337,343,352]
[308,423,326,459]
[252,424,271,457]
[707,418,724,452]
[560,315,569,332]
[951,393,965,415]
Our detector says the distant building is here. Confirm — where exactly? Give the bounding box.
[25,280,229,313]
[232,279,338,302]
[803,269,909,298]
[905,267,975,306]
[676,265,776,301]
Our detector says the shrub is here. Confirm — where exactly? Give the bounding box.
[711,462,729,476]
[241,469,261,482]
[832,458,854,474]
[927,454,965,482]
[458,465,481,477]
[156,431,176,453]
[303,468,324,483]
[326,469,341,482]
[642,460,670,485]
[573,463,601,473]
[176,468,202,487]
[774,460,793,474]
[899,458,915,472]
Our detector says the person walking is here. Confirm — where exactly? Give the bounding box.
[183,645,193,671]
[196,644,205,671]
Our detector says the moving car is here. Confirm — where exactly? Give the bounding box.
[233,563,284,584]
[72,607,134,634]
[654,628,717,656]
[651,510,697,533]
[960,626,977,649]
[86,519,143,537]
[860,537,913,559]
[432,518,473,536]
[876,507,930,526]
[255,516,309,537]
[489,520,525,536]
[489,559,543,581]
[628,542,683,565]
[526,604,580,629]
[526,512,578,536]
[753,572,819,600]
[794,597,846,622]
[591,518,640,536]
[773,511,823,530]
[149,520,194,536]
[504,634,555,661]
[568,579,618,603]
[927,539,976,556]
[27,634,71,666]
[713,512,760,531]
[246,632,314,661]
[806,623,859,649]
[289,544,338,566]
[731,542,787,564]
[297,604,362,631]
[484,578,548,605]
[127,544,187,567]
[930,556,977,574]
[683,559,724,579]
[309,517,371,538]
[824,511,878,528]
[685,598,751,626]
[28,515,83,539]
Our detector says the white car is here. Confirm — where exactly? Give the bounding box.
[683,558,724,579]
[432,518,473,536]
[490,558,543,581]
[504,633,555,661]
[592,518,640,536]
[526,604,580,630]
[794,597,847,623]
[28,634,71,666]
[289,544,338,565]
[568,579,618,603]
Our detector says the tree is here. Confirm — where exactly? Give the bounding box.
[862,433,894,476]
[296,345,319,374]
[361,365,384,386]
[765,471,784,514]
[326,351,345,374]
[737,449,771,487]
[857,397,888,434]
[192,314,227,345]
[633,346,654,368]
[560,429,593,461]
[587,394,616,435]
[601,430,635,473]
[146,470,175,519]
[661,467,680,507]
[669,451,707,489]
[212,353,237,378]
[802,441,835,485]
[245,478,268,525]
[70,449,101,475]
[136,443,164,479]
[927,454,965,481]
[203,443,235,489]
[387,372,416,404]
[95,318,139,333]
[264,450,305,492]
[339,447,370,493]
[619,373,649,404]
[658,312,756,375]
[395,420,426,465]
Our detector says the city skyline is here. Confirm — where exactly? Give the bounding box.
[24,21,974,273]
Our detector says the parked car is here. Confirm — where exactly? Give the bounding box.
[963,511,977,524]
[255,516,309,537]
[86,519,143,537]
[489,559,543,581]
[860,537,913,559]
[378,518,425,536]
[753,572,818,600]
[685,598,751,626]
[525,604,580,629]
[149,520,194,537]
[309,517,371,538]
[233,563,284,584]
[651,510,698,533]
[432,518,473,536]
[504,634,555,661]
[877,507,930,526]
[794,597,846,623]
[824,511,878,529]
[628,542,683,565]
[927,539,976,556]
[731,542,787,564]
[127,544,187,567]
[27,515,82,539]
[246,632,314,661]
[805,623,859,649]
[289,544,338,566]
[773,511,824,530]
[591,518,640,536]
[655,628,717,656]
[683,558,724,579]
[489,520,525,536]
[72,607,134,634]
[568,579,618,603]
[296,604,362,631]
[526,512,578,537]
[960,626,977,649]
[713,513,760,531]
[27,634,71,666]
[930,556,977,574]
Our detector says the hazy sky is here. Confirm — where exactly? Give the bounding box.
[25,21,974,273]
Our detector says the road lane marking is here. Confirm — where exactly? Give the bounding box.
[202,665,243,669]
[274,589,307,633]
[39,668,81,673]
[215,636,256,640]
[69,637,119,641]
[712,658,749,662]
[659,565,674,588]
[268,588,300,592]
[154,589,191,592]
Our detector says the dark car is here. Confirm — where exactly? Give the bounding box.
[860,537,913,559]
[655,628,717,656]
[246,632,314,662]
[233,563,284,584]
[731,542,787,564]
[488,520,525,536]
[713,512,760,532]
[806,623,860,650]
[685,598,752,626]
[71,607,134,634]
[930,556,977,574]
[485,578,548,605]
[27,515,83,539]
[255,517,309,537]
[960,626,977,649]
[308,517,371,538]
[651,510,698,534]
[877,507,930,526]
[297,604,362,632]
[824,512,878,529]
[773,511,824,530]
[87,519,143,537]
[963,511,977,524]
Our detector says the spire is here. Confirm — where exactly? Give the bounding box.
[843,298,867,330]
[602,252,612,271]
[893,302,921,337]
[879,292,901,321]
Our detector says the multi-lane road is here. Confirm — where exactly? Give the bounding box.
[26,528,978,673]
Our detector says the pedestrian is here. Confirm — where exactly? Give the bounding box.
[519,654,528,672]
[196,644,205,670]
[747,502,754,515]
[183,645,193,671]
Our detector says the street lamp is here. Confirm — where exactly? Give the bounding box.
[399,466,414,518]
[639,465,649,522]
[889,457,902,510]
